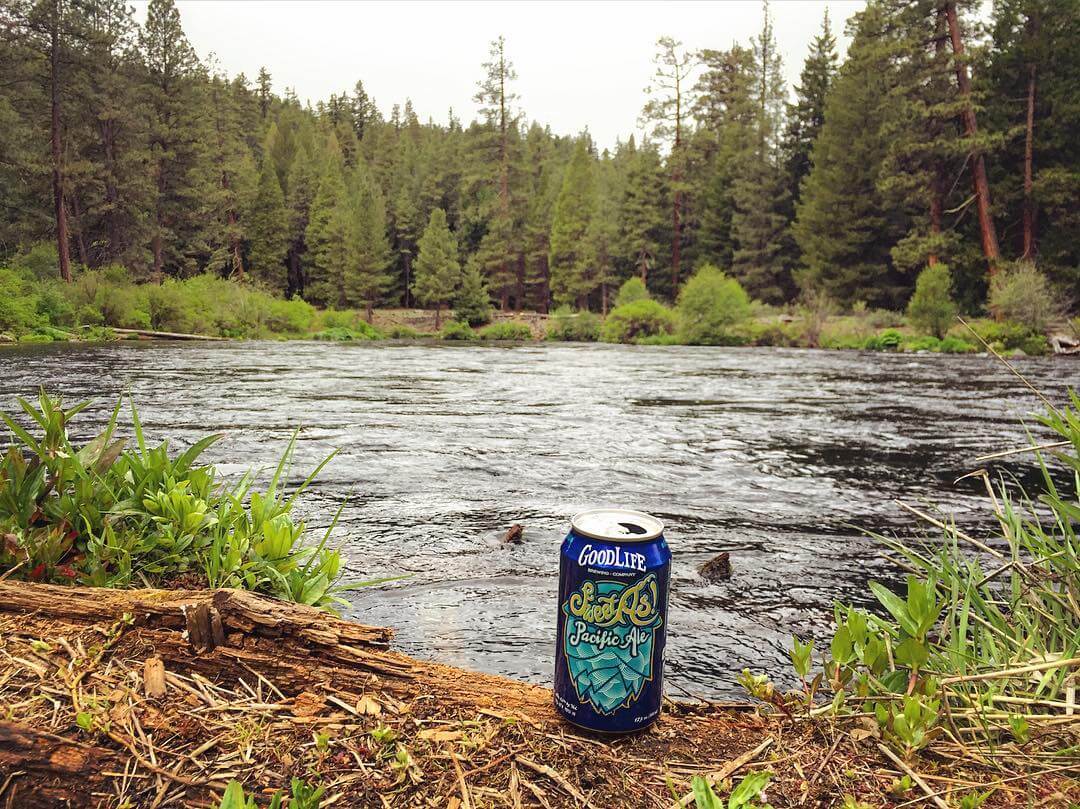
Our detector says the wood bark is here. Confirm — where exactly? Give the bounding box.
[49,0,72,283]
[0,723,127,808]
[945,0,1001,277]
[1022,63,1037,260]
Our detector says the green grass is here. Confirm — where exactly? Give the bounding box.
[478,320,534,340]
[760,389,1080,759]
[0,392,349,609]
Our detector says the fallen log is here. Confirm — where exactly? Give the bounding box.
[0,581,1073,808]
[108,327,228,341]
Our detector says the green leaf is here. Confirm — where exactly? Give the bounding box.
[869,581,918,637]
[690,776,724,809]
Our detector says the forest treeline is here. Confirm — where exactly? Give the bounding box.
[0,0,1077,319]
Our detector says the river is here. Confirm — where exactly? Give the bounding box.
[2,341,1074,697]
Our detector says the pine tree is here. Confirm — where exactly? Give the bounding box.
[588,156,621,314]
[256,66,272,120]
[641,36,697,293]
[617,138,669,293]
[549,138,597,308]
[454,255,492,325]
[139,0,208,280]
[793,3,904,307]
[248,158,288,290]
[783,10,838,205]
[412,207,461,327]
[730,1,794,303]
[204,71,256,279]
[345,159,393,320]
[304,136,350,307]
[985,0,1079,297]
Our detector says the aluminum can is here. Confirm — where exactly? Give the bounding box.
[554,508,671,733]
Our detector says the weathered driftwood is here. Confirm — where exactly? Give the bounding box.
[109,327,228,341]
[0,723,128,805]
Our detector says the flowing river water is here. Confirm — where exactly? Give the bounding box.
[2,341,1075,697]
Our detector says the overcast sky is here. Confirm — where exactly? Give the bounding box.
[147,1,867,149]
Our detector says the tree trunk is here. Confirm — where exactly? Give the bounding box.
[1022,63,1036,260]
[365,300,374,324]
[99,117,121,262]
[288,246,303,298]
[435,303,442,329]
[71,191,89,266]
[49,0,72,283]
[601,282,609,316]
[945,1,1001,277]
[403,254,412,307]
[227,208,244,280]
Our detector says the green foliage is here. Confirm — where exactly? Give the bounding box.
[782,391,1080,757]
[989,262,1062,333]
[0,393,346,609]
[614,277,649,307]
[966,318,1048,355]
[312,325,383,341]
[863,329,903,351]
[549,139,598,307]
[790,636,813,680]
[677,264,752,345]
[906,264,957,339]
[216,778,324,809]
[478,321,533,340]
[453,257,492,326]
[546,306,601,342]
[412,208,462,322]
[600,299,676,343]
[690,771,774,809]
[439,321,477,341]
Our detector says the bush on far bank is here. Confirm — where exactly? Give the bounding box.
[600,298,676,343]
[676,264,751,345]
[545,306,601,341]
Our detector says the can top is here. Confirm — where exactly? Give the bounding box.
[571,508,664,543]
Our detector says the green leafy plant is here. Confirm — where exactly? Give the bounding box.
[676,264,752,345]
[545,306,601,342]
[906,263,956,339]
[600,299,676,343]
[691,771,773,809]
[0,392,347,609]
[439,320,477,341]
[216,778,324,809]
[989,261,1062,333]
[614,276,650,307]
[478,320,533,340]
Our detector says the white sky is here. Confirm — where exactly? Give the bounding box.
[146,0,866,149]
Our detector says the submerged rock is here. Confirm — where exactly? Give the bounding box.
[699,551,732,582]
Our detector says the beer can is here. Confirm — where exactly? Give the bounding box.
[554,508,671,733]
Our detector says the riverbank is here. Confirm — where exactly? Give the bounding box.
[2,579,1075,808]
[5,306,1078,359]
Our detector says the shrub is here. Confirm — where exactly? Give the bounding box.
[479,320,533,340]
[545,306,601,341]
[906,263,957,339]
[10,241,60,281]
[989,261,1063,333]
[264,296,316,336]
[676,264,752,345]
[0,393,346,608]
[0,267,42,334]
[385,324,425,339]
[797,287,836,348]
[938,335,977,354]
[966,319,1047,355]
[902,335,941,352]
[600,299,676,343]
[439,320,477,340]
[743,320,801,348]
[864,329,903,351]
[614,277,649,308]
[636,333,684,346]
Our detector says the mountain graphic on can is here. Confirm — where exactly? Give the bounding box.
[554,509,671,733]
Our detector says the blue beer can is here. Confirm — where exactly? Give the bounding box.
[554,508,671,733]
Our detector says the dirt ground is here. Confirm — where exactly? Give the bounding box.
[0,581,1076,808]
